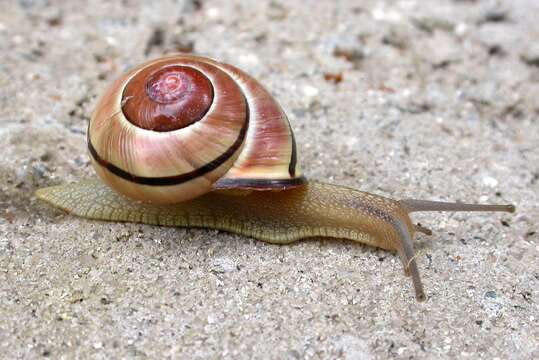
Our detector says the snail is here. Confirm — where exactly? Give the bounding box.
[36,54,515,301]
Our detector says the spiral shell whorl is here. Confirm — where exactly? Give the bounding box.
[122,65,214,131]
[88,54,303,204]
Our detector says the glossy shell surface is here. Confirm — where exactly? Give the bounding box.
[88,54,303,204]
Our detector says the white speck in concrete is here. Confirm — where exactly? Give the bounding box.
[482,175,499,187]
[302,85,319,98]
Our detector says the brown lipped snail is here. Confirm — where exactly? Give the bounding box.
[36,54,515,301]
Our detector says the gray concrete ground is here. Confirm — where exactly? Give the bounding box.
[1,0,538,358]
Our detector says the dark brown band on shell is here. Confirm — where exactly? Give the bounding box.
[213,176,307,190]
[88,99,249,186]
[288,122,298,177]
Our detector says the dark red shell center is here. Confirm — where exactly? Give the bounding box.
[122,65,213,132]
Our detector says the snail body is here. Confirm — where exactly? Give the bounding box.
[36,54,515,301]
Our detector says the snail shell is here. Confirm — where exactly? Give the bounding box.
[89,54,304,204]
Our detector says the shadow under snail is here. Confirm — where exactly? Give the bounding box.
[36,54,515,301]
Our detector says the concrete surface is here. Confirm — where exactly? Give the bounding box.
[0,0,538,358]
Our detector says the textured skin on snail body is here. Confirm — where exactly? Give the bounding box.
[36,54,515,302]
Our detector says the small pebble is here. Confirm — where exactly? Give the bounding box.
[521,43,539,67]
[32,163,48,179]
